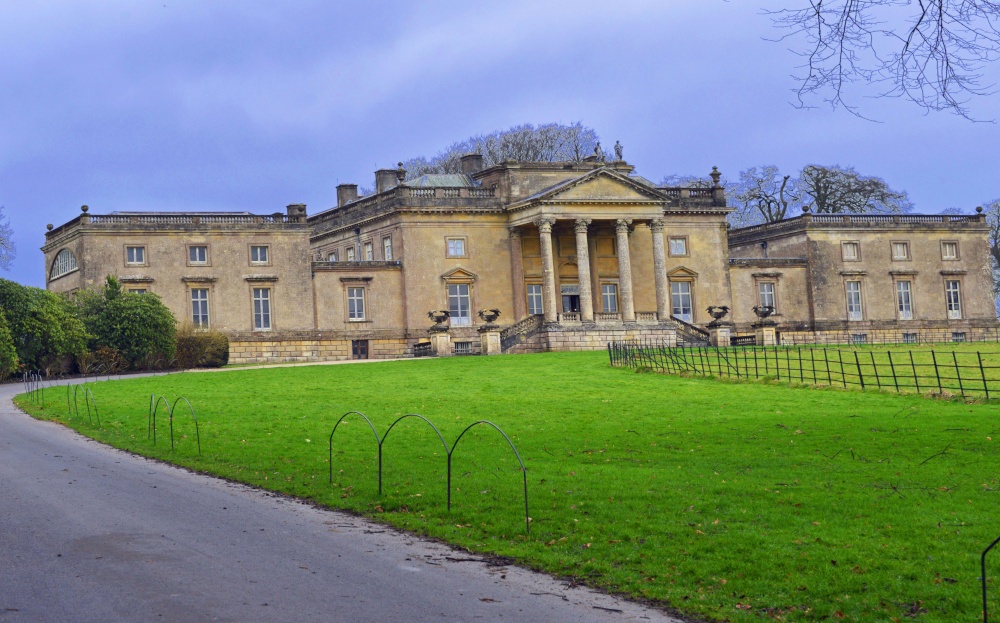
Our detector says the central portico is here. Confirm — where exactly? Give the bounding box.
[504,165,725,327]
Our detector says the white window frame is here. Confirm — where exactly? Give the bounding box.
[668,237,688,257]
[846,280,864,321]
[191,288,210,328]
[448,283,472,326]
[188,245,208,265]
[841,241,860,262]
[382,236,393,261]
[250,245,269,265]
[253,287,271,330]
[895,280,913,320]
[126,245,146,266]
[890,241,910,261]
[670,281,693,323]
[329,249,338,262]
[758,282,776,311]
[601,283,619,313]
[50,249,79,279]
[346,247,356,261]
[446,237,467,258]
[941,241,959,260]
[946,280,962,319]
[526,284,543,315]
[347,287,366,321]
[363,241,374,261]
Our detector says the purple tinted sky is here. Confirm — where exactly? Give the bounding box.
[2,1,998,287]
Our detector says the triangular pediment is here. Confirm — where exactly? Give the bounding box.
[513,168,665,209]
[667,266,699,279]
[441,267,477,282]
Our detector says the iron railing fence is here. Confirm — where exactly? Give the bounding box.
[609,339,1000,399]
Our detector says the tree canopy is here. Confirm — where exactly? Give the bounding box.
[400,122,600,178]
[725,164,910,226]
[77,276,176,369]
[0,278,87,372]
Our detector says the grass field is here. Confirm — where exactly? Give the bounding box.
[14,351,1000,622]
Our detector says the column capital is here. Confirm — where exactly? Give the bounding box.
[573,218,592,233]
[648,218,665,233]
[508,226,522,239]
[615,218,633,234]
[535,217,556,233]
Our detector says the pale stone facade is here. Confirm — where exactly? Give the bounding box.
[727,211,998,343]
[41,157,997,362]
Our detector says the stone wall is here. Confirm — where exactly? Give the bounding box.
[506,323,678,353]
[228,330,410,364]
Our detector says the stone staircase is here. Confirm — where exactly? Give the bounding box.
[669,316,711,347]
[499,314,544,352]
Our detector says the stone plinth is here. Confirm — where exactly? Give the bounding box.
[755,325,777,346]
[430,332,452,356]
[479,329,502,355]
[708,325,731,347]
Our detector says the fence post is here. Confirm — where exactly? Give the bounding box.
[870,352,881,389]
[839,350,847,387]
[887,351,899,393]
[855,351,865,389]
[910,351,921,393]
[824,349,832,385]
[809,348,816,384]
[979,352,990,399]
[953,352,965,397]
[932,351,943,394]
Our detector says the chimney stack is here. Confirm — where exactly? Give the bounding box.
[337,184,358,207]
[460,153,484,175]
[286,204,306,221]
[375,168,400,194]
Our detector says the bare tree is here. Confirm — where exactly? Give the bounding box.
[658,173,715,188]
[767,2,1000,119]
[728,165,804,225]
[399,122,600,177]
[800,165,911,213]
[0,207,14,271]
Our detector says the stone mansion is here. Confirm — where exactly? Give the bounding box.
[42,155,998,363]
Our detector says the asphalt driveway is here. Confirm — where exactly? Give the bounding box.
[0,377,682,623]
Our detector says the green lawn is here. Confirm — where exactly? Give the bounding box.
[14,351,1000,622]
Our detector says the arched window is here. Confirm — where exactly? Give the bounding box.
[50,249,78,280]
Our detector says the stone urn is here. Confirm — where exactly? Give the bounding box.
[477,308,501,331]
[706,305,730,327]
[752,305,776,327]
[428,309,451,333]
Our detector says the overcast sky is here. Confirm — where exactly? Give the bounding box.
[2,1,998,288]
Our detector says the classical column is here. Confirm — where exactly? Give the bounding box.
[536,217,558,323]
[508,226,526,320]
[615,218,636,322]
[648,218,669,321]
[574,219,594,322]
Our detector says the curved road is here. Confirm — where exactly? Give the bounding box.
[0,379,683,623]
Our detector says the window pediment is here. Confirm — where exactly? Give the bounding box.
[441,267,477,283]
[667,266,698,279]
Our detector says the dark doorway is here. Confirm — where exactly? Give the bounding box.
[351,340,369,359]
[561,295,581,313]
